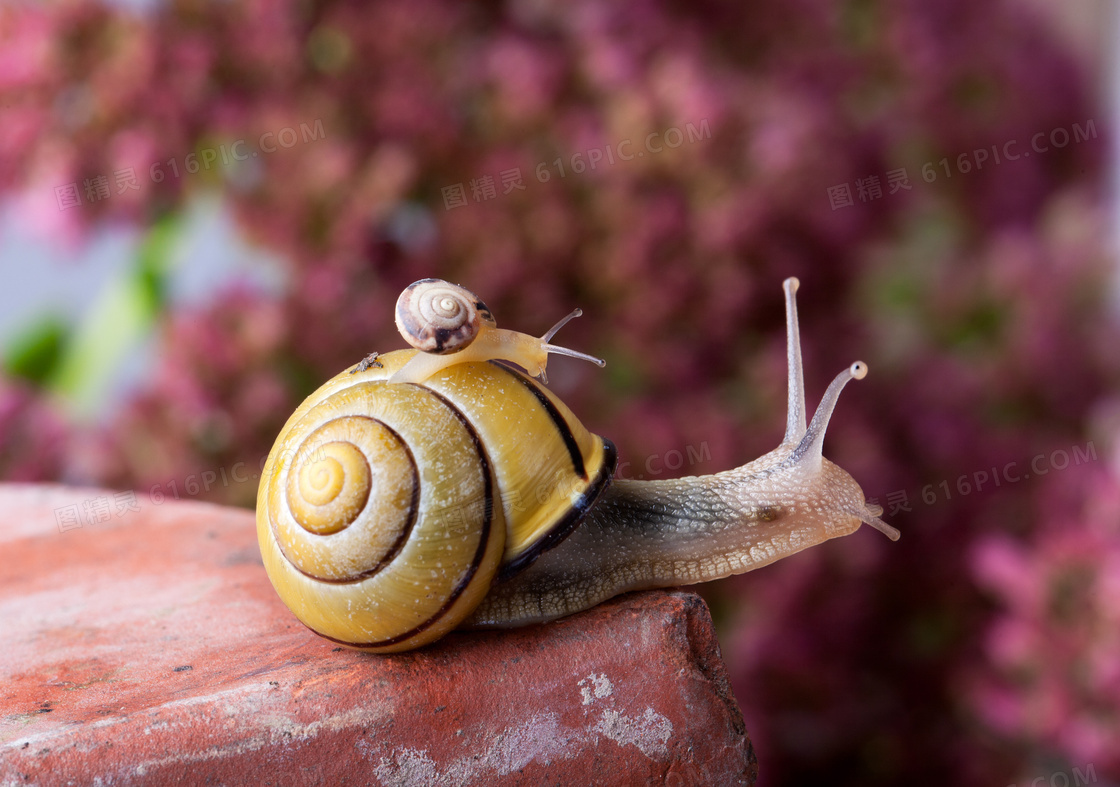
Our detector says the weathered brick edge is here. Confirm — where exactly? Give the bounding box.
[1,483,757,785]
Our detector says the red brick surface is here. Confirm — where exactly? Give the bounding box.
[0,484,757,785]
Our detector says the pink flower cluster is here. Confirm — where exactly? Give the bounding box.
[0,0,1116,783]
[0,377,66,482]
[968,463,1120,774]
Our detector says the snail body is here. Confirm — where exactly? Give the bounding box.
[256,278,898,653]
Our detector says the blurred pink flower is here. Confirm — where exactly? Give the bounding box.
[0,0,1114,784]
[0,376,67,482]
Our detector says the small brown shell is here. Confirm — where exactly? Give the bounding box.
[395,279,496,355]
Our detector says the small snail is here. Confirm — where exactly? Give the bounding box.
[388,278,606,384]
[256,277,899,653]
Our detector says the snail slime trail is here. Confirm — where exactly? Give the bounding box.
[256,277,898,653]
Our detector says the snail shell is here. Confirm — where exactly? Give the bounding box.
[394,279,496,355]
[257,350,615,653]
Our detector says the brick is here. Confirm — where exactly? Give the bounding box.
[0,484,756,785]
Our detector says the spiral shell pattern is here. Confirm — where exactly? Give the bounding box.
[394,279,496,355]
[258,377,506,652]
[257,348,616,652]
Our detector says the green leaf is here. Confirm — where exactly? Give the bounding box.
[48,215,181,418]
[2,317,70,385]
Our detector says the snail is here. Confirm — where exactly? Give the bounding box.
[256,277,899,653]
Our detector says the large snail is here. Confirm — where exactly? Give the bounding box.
[256,277,899,653]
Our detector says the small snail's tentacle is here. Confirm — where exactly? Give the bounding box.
[541,308,583,343]
[540,309,606,367]
[541,343,606,368]
[537,309,605,383]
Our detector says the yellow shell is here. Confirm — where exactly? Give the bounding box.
[256,349,616,653]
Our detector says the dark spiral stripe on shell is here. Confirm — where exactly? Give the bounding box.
[306,386,496,649]
[474,299,495,326]
[497,437,617,582]
[495,363,587,480]
[280,417,420,584]
[485,363,618,582]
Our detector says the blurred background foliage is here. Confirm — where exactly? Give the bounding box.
[1,0,1118,784]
